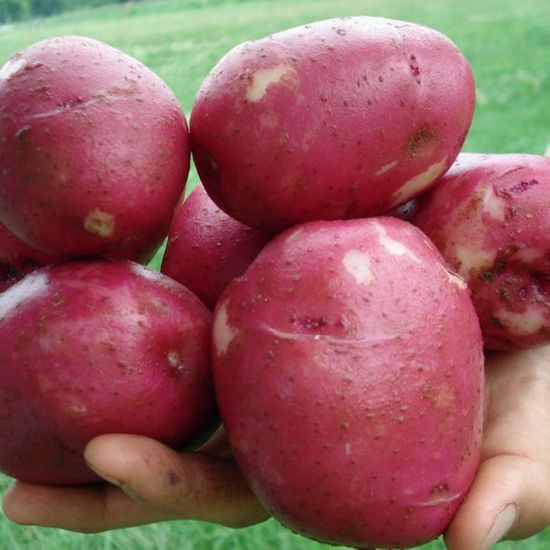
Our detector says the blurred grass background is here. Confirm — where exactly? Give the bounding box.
[0,0,549,548]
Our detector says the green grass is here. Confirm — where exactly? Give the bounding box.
[0,0,549,548]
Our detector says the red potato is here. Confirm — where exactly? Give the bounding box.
[212,217,484,549]
[0,35,189,262]
[413,153,550,350]
[190,16,475,232]
[0,219,55,292]
[161,185,270,309]
[0,260,214,485]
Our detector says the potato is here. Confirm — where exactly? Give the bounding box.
[0,36,189,262]
[191,16,475,232]
[0,219,54,292]
[161,185,269,309]
[413,153,550,350]
[212,217,484,548]
[0,260,214,485]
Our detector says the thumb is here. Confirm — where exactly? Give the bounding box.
[445,347,550,549]
[444,454,550,549]
[84,433,267,528]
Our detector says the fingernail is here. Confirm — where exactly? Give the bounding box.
[482,504,518,549]
[85,460,121,486]
[86,461,139,500]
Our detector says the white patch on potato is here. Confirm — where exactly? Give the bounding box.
[264,325,400,345]
[213,302,238,355]
[482,185,507,221]
[391,157,448,205]
[513,247,543,263]
[66,403,88,416]
[445,269,468,290]
[454,245,496,279]
[0,57,26,81]
[129,263,166,285]
[84,209,115,237]
[375,160,398,176]
[343,249,374,284]
[28,96,104,122]
[168,350,184,371]
[259,112,280,129]
[285,228,304,243]
[545,143,550,157]
[246,64,299,102]
[494,308,546,336]
[434,383,455,410]
[0,271,49,321]
[422,491,463,507]
[374,223,421,264]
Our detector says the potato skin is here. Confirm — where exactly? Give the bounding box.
[212,218,484,548]
[191,16,475,232]
[0,220,54,292]
[413,153,550,350]
[0,260,214,485]
[161,185,269,309]
[0,36,189,262]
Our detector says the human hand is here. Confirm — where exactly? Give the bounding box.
[3,346,550,549]
[1,427,268,532]
[445,344,550,549]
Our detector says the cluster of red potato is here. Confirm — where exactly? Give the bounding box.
[0,16,548,549]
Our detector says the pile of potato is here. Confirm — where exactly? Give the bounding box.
[0,16,548,549]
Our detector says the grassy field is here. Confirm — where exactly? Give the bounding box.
[0,0,549,548]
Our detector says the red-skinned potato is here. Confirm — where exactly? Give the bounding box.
[161,185,270,309]
[0,36,189,262]
[0,260,214,485]
[0,220,54,292]
[413,153,550,350]
[213,217,484,549]
[191,16,475,232]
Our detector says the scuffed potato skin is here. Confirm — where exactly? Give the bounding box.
[212,217,484,549]
[161,185,269,309]
[0,260,214,485]
[413,153,550,350]
[0,36,189,262]
[191,16,475,232]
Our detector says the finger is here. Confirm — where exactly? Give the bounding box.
[84,434,267,527]
[446,346,550,549]
[198,425,233,457]
[2,434,267,533]
[444,454,550,549]
[2,480,166,533]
